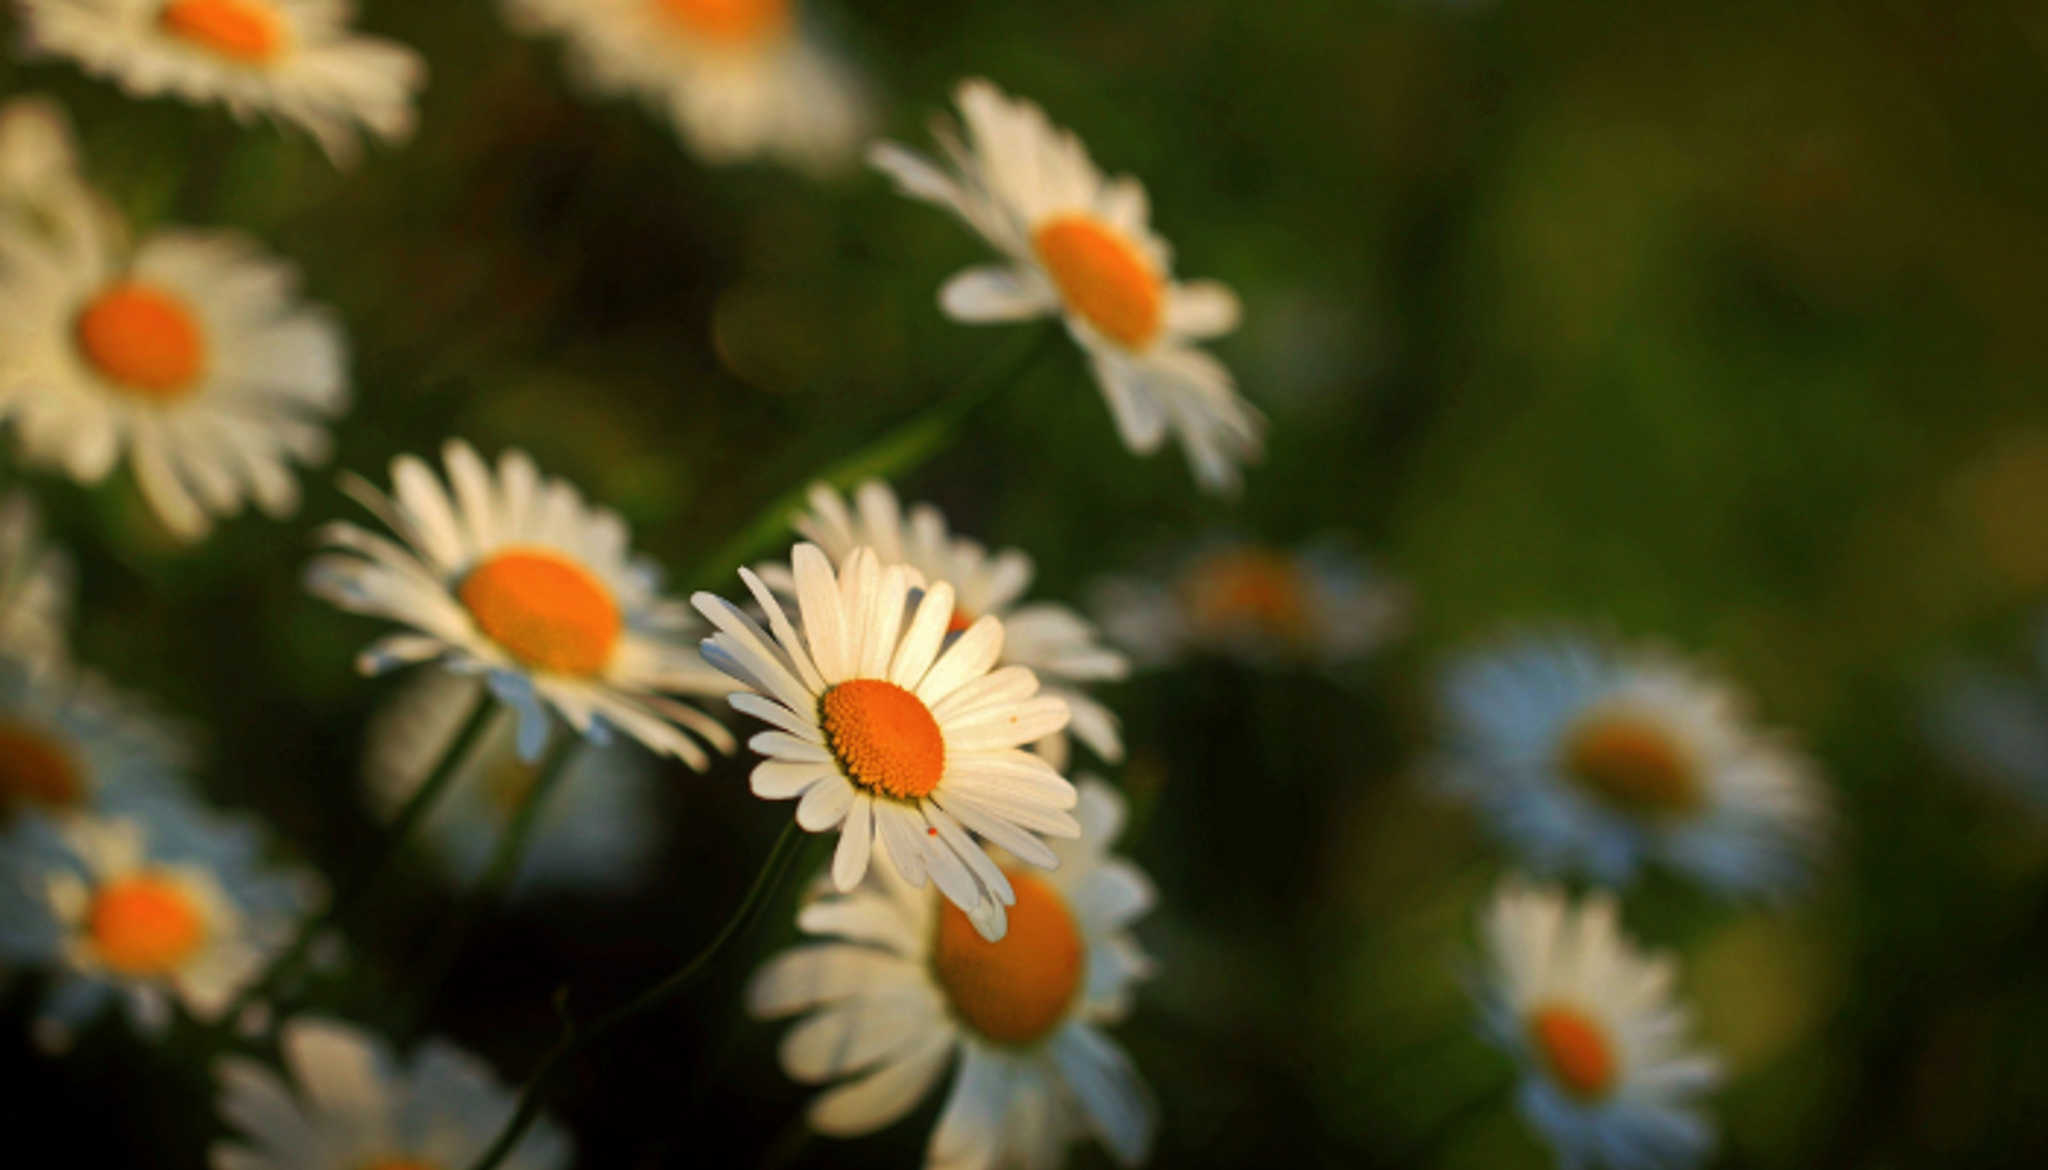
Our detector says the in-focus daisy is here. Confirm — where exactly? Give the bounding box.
[0,656,194,827]
[0,494,76,673]
[16,0,425,167]
[1092,537,1406,668]
[763,479,1128,769]
[694,542,1080,941]
[0,205,349,541]
[0,808,317,1046]
[1472,880,1722,1170]
[214,1014,572,1170]
[750,778,1155,1168]
[502,0,872,173]
[306,440,735,766]
[872,78,1262,493]
[364,671,666,898]
[1432,628,1830,899]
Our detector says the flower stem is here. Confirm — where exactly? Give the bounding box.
[464,820,814,1170]
[225,686,499,1027]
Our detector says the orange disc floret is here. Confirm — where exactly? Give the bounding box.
[1562,713,1699,814]
[1184,549,1311,644]
[88,874,207,977]
[458,548,623,677]
[73,283,208,398]
[819,679,945,800]
[1032,216,1164,349]
[1528,1004,1620,1101]
[946,607,977,636]
[0,720,85,820]
[158,0,286,64]
[653,0,792,45]
[933,872,1085,1046]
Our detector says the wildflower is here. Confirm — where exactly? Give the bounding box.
[0,657,194,826]
[0,495,76,674]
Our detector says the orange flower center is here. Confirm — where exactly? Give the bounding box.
[158,0,285,64]
[74,283,209,399]
[1528,1005,1619,1101]
[1032,216,1164,348]
[651,0,791,45]
[1562,712,1699,814]
[1183,549,1311,644]
[818,679,945,800]
[933,872,1085,1046]
[458,549,623,677]
[88,874,207,977]
[946,607,976,635]
[0,719,86,821]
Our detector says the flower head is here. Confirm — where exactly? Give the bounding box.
[0,494,76,675]
[0,656,195,827]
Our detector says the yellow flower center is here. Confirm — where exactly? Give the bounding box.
[1032,216,1164,349]
[1528,1004,1619,1101]
[88,874,207,977]
[818,679,945,800]
[458,549,623,677]
[1183,549,1311,644]
[932,872,1085,1046]
[651,0,791,45]
[158,0,286,64]
[0,719,85,821]
[1561,712,1699,814]
[74,283,209,399]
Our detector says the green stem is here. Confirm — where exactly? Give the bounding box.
[226,687,498,1026]
[464,821,814,1170]
[690,322,1064,588]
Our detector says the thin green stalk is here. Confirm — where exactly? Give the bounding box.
[227,687,498,1025]
[464,821,814,1170]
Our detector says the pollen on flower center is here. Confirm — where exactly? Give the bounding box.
[158,0,286,64]
[1528,1004,1619,1101]
[458,548,623,677]
[818,679,945,800]
[1185,550,1310,643]
[0,719,86,820]
[1562,712,1699,814]
[652,0,791,45]
[1032,216,1164,349]
[88,874,207,977]
[74,283,209,398]
[933,872,1085,1046]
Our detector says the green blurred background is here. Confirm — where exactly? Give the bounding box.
[7,0,2048,1166]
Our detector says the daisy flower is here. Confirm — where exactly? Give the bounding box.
[750,778,1155,1168]
[16,0,426,167]
[1472,880,1723,1170]
[871,78,1262,493]
[214,1014,572,1170]
[501,0,872,173]
[1432,628,1831,900]
[762,479,1129,770]
[305,439,735,766]
[0,95,112,251]
[0,204,349,541]
[0,493,77,674]
[0,655,195,827]
[693,542,1080,942]
[1092,537,1406,668]
[0,807,317,1046]
[364,671,666,898]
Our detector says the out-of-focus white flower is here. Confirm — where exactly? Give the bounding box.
[0,656,194,825]
[0,495,76,675]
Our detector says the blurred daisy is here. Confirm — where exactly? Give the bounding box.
[0,493,76,673]
[872,78,1262,493]
[502,0,871,173]
[763,479,1129,769]
[0,208,349,541]
[363,671,665,898]
[750,778,1155,1167]
[306,440,735,766]
[214,1014,572,1170]
[1473,880,1722,1170]
[0,656,194,827]
[1433,629,1830,899]
[16,0,425,167]
[694,543,1079,941]
[1092,538,1406,668]
[0,808,316,1046]
[0,96,112,250]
